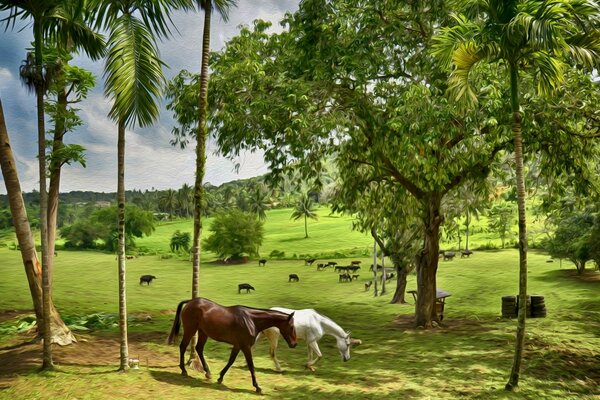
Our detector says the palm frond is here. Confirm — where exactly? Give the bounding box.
[566,32,600,68]
[104,14,165,127]
[432,13,481,69]
[447,41,483,105]
[528,50,565,96]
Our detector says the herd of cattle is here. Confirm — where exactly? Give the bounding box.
[139,249,473,294]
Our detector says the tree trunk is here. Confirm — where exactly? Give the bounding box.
[47,70,76,347]
[414,195,442,328]
[506,63,528,391]
[32,21,53,369]
[380,255,386,295]
[465,209,470,251]
[0,98,75,347]
[304,214,308,238]
[117,118,129,371]
[390,263,409,304]
[188,2,212,365]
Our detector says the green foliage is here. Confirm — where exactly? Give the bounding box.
[0,315,36,334]
[169,230,190,253]
[290,194,318,238]
[202,209,264,259]
[60,204,155,251]
[487,202,516,248]
[545,212,595,274]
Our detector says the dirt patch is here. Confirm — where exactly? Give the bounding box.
[391,314,492,333]
[573,270,600,283]
[0,331,178,389]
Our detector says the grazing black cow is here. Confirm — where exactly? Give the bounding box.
[316,263,327,271]
[350,260,361,266]
[238,283,255,294]
[348,265,361,273]
[305,258,316,266]
[385,272,395,282]
[351,274,360,281]
[364,281,373,291]
[461,250,473,258]
[259,259,267,267]
[443,251,456,261]
[338,273,351,283]
[139,275,157,285]
[326,261,338,267]
[288,274,300,282]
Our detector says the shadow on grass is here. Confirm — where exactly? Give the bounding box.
[150,370,256,395]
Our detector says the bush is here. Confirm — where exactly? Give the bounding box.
[269,249,285,258]
[203,209,264,259]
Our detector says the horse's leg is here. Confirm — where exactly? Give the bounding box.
[241,346,262,393]
[178,328,194,376]
[217,346,240,385]
[306,341,323,372]
[262,328,283,372]
[194,332,212,379]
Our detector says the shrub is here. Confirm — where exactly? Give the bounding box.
[269,249,285,258]
[203,209,264,259]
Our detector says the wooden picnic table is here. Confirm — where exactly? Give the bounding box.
[407,289,451,321]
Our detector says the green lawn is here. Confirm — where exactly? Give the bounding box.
[0,239,598,399]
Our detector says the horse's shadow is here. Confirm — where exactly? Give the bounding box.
[150,370,255,395]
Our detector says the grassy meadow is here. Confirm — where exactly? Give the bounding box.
[0,207,598,399]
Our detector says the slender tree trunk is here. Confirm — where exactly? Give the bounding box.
[414,195,442,328]
[465,210,470,251]
[117,118,129,371]
[188,2,212,365]
[304,214,308,238]
[372,234,378,296]
[506,63,528,391]
[46,68,76,346]
[32,21,53,369]
[380,255,386,295]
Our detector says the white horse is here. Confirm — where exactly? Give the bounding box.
[255,307,361,371]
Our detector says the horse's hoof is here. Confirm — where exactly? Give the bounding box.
[181,371,188,377]
[217,378,223,384]
[256,387,262,394]
[205,373,212,380]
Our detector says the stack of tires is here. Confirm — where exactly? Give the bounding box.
[501,295,517,318]
[502,295,547,318]
[530,295,547,318]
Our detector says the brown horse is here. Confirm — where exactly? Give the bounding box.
[167,297,297,393]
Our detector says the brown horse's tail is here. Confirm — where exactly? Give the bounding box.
[167,300,190,345]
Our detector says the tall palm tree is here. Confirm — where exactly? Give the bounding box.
[291,194,318,238]
[160,189,178,219]
[189,0,237,303]
[434,0,600,390]
[248,184,270,221]
[91,0,191,371]
[177,183,193,217]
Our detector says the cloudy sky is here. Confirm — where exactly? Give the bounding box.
[0,1,299,194]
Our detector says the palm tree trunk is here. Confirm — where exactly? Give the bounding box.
[506,63,528,391]
[1,97,44,319]
[33,20,53,369]
[188,2,212,365]
[117,118,129,371]
[304,214,308,238]
[465,210,470,251]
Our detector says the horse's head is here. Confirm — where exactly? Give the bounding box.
[336,331,352,362]
[279,312,297,349]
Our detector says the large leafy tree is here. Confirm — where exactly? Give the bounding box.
[209,12,510,328]
[433,0,600,389]
[90,0,191,371]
